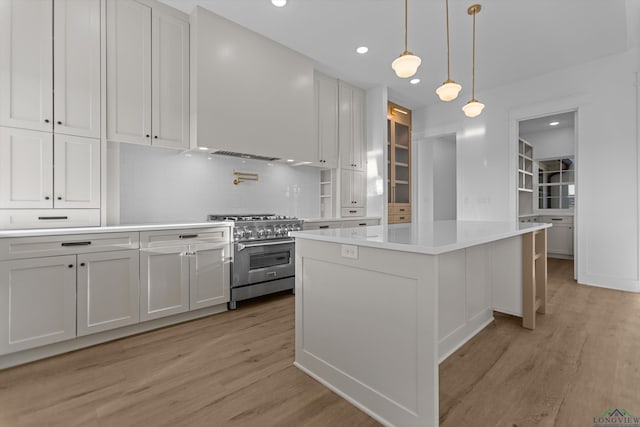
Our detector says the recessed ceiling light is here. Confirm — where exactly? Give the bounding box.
[198,146,208,151]
[356,46,368,54]
[271,0,286,7]
[287,159,294,162]
[410,78,421,84]
[549,121,560,126]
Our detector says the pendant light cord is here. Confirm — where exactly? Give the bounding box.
[471,9,476,99]
[404,0,408,52]
[445,0,451,80]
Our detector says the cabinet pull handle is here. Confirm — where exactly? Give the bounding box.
[57,196,63,200]
[358,223,367,226]
[551,218,563,221]
[179,234,199,239]
[61,241,92,246]
[399,216,405,220]
[44,119,50,123]
[38,216,68,220]
[44,196,50,200]
[68,264,74,268]
[319,225,330,229]
[399,208,405,212]
[349,210,357,213]
[154,136,158,139]
[145,134,150,138]
[57,121,62,125]
[80,262,86,267]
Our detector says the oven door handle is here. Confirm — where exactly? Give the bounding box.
[237,239,294,251]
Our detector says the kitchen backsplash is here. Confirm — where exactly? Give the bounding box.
[119,144,320,223]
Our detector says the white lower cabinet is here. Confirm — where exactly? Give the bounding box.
[0,255,77,355]
[139,228,231,320]
[77,250,140,336]
[539,216,573,257]
[140,245,190,321]
[189,242,230,311]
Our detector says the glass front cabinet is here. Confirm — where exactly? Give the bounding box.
[387,102,412,224]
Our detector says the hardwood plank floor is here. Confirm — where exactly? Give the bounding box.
[0,258,638,426]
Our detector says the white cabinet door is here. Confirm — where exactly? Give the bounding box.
[151,9,189,149]
[547,224,574,256]
[189,242,230,310]
[0,0,53,132]
[0,255,76,355]
[53,0,101,138]
[106,0,152,145]
[77,250,140,336]
[339,81,365,172]
[340,169,365,207]
[314,72,338,168]
[0,128,53,208]
[140,246,190,321]
[53,135,100,208]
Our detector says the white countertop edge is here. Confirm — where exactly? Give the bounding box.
[301,217,381,223]
[0,222,233,238]
[292,222,552,255]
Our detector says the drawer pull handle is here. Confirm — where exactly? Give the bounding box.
[61,241,92,247]
[349,210,357,213]
[39,216,68,220]
[399,209,405,212]
[179,234,199,239]
[399,216,405,220]
[319,225,330,229]
[359,223,367,226]
[551,218,563,221]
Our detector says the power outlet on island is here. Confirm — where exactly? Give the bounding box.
[341,244,358,259]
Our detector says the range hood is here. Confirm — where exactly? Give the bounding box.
[209,150,280,162]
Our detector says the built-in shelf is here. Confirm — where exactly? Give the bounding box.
[395,180,409,185]
[395,162,409,167]
[395,144,409,150]
[519,188,533,193]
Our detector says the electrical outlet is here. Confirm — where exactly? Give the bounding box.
[341,244,358,259]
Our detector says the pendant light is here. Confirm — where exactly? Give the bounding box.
[435,0,462,101]
[391,0,421,78]
[462,4,485,118]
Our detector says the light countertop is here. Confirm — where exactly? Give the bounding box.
[302,217,381,223]
[292,220,551,255]
[0,222,233,238]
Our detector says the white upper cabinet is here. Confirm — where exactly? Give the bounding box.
[0,0,100,137]
[107,0,189,149]
[0,128,53,209]
[152,9,189,149]
[53,134,100,208]
[339,81,366,172]
[0,128,99,209]
[0,0,53,132]
[107,0,152,145]
[313,72,339,168]
[53,0,101,138]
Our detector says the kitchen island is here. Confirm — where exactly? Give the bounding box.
[291,220,550,427]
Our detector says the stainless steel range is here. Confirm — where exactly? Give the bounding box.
[207,214,303,309]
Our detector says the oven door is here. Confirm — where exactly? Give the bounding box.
[233,239,295,287]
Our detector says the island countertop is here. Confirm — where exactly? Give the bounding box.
[292,220,551,255]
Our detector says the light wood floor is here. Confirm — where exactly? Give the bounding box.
[0,259,638,426]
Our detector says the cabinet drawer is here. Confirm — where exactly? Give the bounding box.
[341,219,380,228]
[540,216,573,224]
[0,209,100,229]
[341,207,365,217]
[140,227,230,248]
[0,232,140,261]
[389,214,411,224]
[389,204,410,215]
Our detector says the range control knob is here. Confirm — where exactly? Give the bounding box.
[257,228,266,238]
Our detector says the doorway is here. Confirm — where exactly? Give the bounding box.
[517,111,577,265]
[415,133,457,221]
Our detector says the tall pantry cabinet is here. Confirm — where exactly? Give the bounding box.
[387,102,412,224]
[0,0,102,228]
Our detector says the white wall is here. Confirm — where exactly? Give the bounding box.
[414,48,640,292]
[521,126,575,159]
[119,144,320,223]
[433,137,457,220]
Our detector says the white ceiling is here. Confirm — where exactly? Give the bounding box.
[518,111,575,135]
[160,0,635,111]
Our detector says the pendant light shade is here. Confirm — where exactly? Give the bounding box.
[463,4,484,118]
[462,99,485,118]
[392,0,421,78]
[436,0,462,101]
[436,80,462,101]
[392,51,422,78]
